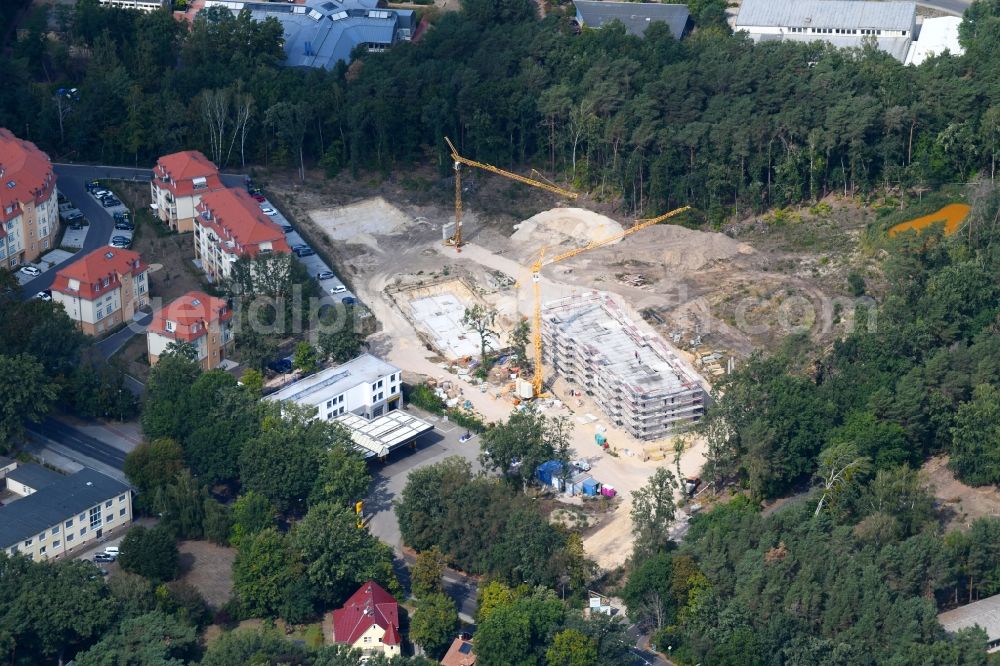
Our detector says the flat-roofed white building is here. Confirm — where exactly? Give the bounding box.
[735,0,917,62]
[938,594,1000,653]
[99,0,168,10]
[265,353,403,421]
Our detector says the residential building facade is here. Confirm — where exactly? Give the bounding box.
[735,0,917,62]
[193,187,289,282]
[147,291,234,371]
[331,581,401,658]
[99,0,168,9]
[0,463,133,562]
[265,353,402,421]
[0,128,58,268]
[151,150,223,232]
[50,247,149,337]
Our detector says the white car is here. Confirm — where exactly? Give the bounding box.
[571,459,591,472]
[104,546,120,556]
[329,285,347,295]
[34,291,51,301]
[260,207,277,216]
[19,266,41,277]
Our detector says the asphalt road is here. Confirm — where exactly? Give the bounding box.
[26,417,126,470]
[919,0,970,15]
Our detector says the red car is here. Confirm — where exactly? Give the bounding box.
[252,194,266,203]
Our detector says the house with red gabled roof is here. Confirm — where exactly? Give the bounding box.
[50,247,149,337]
[193,188,290,282]
[0,128,58,268]
[147,290,234,371]
[331,581,402,658]
[151,150,223,232]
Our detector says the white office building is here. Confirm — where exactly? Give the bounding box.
[265,353,403,421]
[735,0,917,62]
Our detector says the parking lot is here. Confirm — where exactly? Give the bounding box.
[258,192,358,306]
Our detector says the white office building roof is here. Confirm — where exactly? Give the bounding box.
[266,353,399,405]
[335,411,434,458]
[938,594,1000,651]
[905,17,964,65]
[736,0,916,31]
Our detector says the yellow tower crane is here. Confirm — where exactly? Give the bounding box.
[443,137,578,250]
[528,205,692,397]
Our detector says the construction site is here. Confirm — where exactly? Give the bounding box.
[270,140,874,567]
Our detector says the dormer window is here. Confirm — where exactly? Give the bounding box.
[192,177,207,190]
[165,320,176,333]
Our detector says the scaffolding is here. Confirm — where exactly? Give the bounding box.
[542,292,705,441]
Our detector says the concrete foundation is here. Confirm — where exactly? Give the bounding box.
[542,291,706,441]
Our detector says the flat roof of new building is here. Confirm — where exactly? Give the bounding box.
[265,353,399,405]
[335,410,434,458]
[574,0,690,38]
[736,0,916,31]
[6,464,63,491]
[905,16,964,65]
[0,468,130,548]
[938,594,1000,644]
[543,292,704,398]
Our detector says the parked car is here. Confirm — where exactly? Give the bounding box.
[316,270,335,280]
[260,207,277,216]
[295,248,315,257]
[110,237,130,248]
[329,285,346,294]
[93,553,115,563]
[19,265,41,277]
[281,225,293,233]
[341,296,356,305]
[101,198,121,208]
[571,459,591,472]
[114,222,134,231]
[104,546,120,556]
[267,358,293,374]
[252,194,266,203]
[69,222,84,230]
[34,290,51,301]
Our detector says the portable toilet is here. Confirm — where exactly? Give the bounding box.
[601,484,617,498]
[595,433,606,446]
[582,478,600,497]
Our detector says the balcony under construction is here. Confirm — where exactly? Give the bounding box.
[542,292,706,441]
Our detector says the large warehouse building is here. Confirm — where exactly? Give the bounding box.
[735,0,917,62]
[542,292,706,441]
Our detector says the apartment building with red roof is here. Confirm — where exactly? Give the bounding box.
[50,247,149,337]
[331,581,402,658]
[151,150,223,232]
[147,291,234,371]
[193,187,290,282]
[0,128,58,268]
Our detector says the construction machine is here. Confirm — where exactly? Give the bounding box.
[443,137,578,250]
[528,205,692,397]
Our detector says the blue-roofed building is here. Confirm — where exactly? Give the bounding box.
[202,0,416,69]
[574,0,690,39]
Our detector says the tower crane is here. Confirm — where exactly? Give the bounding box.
[443,137,578,250]
[528,205,692,397]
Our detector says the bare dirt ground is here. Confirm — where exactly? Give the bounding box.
[262,166,874,568]
[177,540,236,609]
[923,456,1000,532]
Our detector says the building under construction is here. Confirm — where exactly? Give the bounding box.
[542,292,706,441]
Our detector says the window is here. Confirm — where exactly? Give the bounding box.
[327,400,333,408]
[96,308,104,320]
[79,513,86,521]
[67,533,74,543]
[165,320,176,332]
[102,277,110,288]
[105,500,112,508]
[119,508,126,517]
[23,539,32,547]
[80,527,86,536]
[39,532,45,542]
[51,526,59,535]
[89,506,102,529]
[106,513,114,523]
[39,546,46,555]
[65,519,73,528]
[53,540,60,548]
[119,494,126,502]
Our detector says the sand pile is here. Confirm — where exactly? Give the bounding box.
[512,208,625,248]
[308,197,412,245]
[639,225,754,271]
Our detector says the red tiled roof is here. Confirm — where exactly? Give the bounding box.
[50,247,146,301]
[148,290,232,343]
[0,128,56,224]
[153,150,223,198]
[196,188,290,257]
[331,581,400,647]
[441,638,476,666]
